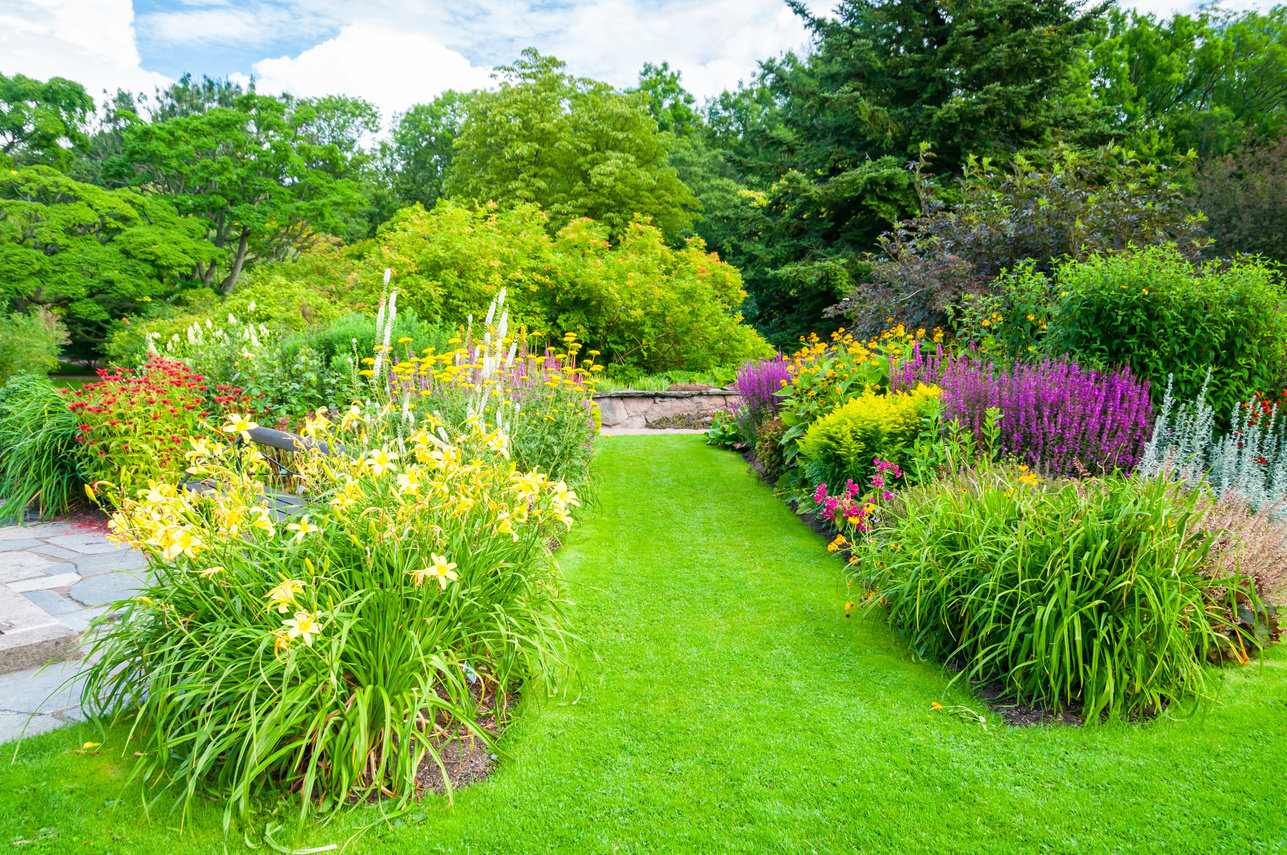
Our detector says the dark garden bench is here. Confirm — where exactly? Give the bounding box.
[181,425,338,521]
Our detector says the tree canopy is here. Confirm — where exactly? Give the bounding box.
[446,50,697,241]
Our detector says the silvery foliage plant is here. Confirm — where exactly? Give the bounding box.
[1139,371,1287,512]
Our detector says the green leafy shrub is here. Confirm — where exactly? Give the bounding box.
[0,308,68,384]
[832,147,1210,336]
[754,417,788,484]
[1043,246,1287,418]
[856,464,1258,720]
[706,410,741,449]
[84,415,579,823]
[0,375,84,522]
[797,384,941,491]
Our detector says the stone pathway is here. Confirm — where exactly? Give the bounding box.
[0,521,146,744]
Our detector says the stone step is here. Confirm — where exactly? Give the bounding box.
[0,584,81,676]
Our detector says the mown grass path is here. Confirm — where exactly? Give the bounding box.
[3,435,1285,853]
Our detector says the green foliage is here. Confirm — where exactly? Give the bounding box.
[1198,137,1287,266]
[82,419,578,825]
[705,410,742,450]
[385,90,474,211]
[0,375,84,522]
[753,416,788,484]
[797,384,941,491]
[446,50,697,241]
[1043,246,1287,419]
[107,88,375,293]
[835,146,1209,335]
[1087,6,1287,158]
[364,200,770,372]
[857,464,1253,720]
[364,201,556,330]
[0,307,67,384]
[547,217,771,371]
[0,165,217,357]
[0,73,92,169]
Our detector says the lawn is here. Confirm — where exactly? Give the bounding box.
[2,435,1284,853]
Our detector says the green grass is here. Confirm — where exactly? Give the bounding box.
[3,435,1285,853]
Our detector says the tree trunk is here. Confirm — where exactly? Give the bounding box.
[219,229,251,294]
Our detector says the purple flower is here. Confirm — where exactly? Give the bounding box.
[734,356,792,421]
[891,344,1154,476]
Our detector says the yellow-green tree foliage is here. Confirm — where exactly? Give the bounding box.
[362,200,771,371]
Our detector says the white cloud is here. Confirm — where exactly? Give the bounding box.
[0,0,169,103]
[142,7,264,44]
[538,0,816,96]
[233,22,495,122]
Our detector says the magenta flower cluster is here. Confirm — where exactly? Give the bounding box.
[891,344,1154,476]
[813,458,903,532]
[733,356,791,420]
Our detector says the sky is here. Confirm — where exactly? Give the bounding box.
[0,0,1278,127]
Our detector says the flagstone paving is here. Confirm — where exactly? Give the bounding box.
[0,520,146,744]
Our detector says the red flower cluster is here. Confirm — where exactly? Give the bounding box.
[1246,387,1287,427]
[63,358,253,499]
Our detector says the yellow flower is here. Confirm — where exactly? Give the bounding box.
[395,467,423,496]
[1026,314,1036,321]
[160,525,203,561]
[931,702,944,711]
[286,515,319,543]
[221,413,259,442]
[198,565,225,579]
[397,336,413,344]
[247,507,276,537]
[281,610,320,646]
[265,579,304,614]
[366,448,399,477]
[845,601,855,611]
[410,553,459,590]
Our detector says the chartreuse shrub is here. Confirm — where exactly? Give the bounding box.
[1043,246,1287,419]
[0,374,85,523]
[797,384,941,492]
[777,326,940,464]
[83,409,579,825]
[855,463,1258,720]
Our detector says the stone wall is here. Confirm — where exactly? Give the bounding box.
[594,390,742,430]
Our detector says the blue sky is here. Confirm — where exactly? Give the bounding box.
[1,0,1276,126]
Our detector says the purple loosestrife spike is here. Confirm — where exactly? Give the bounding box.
[893,353,1152,476]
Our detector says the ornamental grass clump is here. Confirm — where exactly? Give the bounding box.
[0,375,86,523]
[855,464,1257,721]
[82,408,580,824]
[893,345,1153,476]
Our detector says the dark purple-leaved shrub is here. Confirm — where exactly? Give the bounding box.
[734,356,791,420]
[892,344,1154,475]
